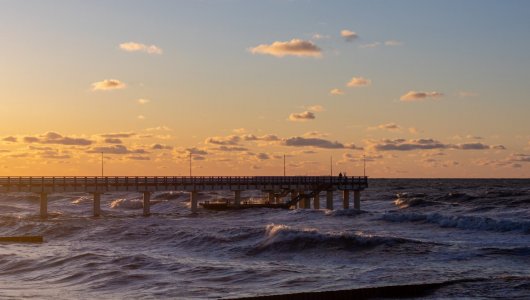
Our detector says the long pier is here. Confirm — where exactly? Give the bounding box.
[0,176,368,218]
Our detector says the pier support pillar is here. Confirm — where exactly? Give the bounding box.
[143,192,151,216]
[190,191,198,213]
[313,192,320,209]
[93,193,101,217]
[268,192,275,204]
[326,191,333,210]
[40,192,48,219]
[234,190,241,206]
[303,192,311,209]
[354,190,361,210]
[291,191,298,209]
[343,190,350,209]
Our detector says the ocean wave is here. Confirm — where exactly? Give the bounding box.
[249,224,428,254]
[382,212,530,233]
[110,199,144,209]
[479,246,530,257]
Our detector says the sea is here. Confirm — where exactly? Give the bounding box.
[1,179,529,299]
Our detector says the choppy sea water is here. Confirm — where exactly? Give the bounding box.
[1,179,529,299]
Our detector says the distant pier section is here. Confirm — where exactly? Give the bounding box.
[0,176,368,218]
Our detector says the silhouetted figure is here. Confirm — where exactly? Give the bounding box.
[338,172,343,180]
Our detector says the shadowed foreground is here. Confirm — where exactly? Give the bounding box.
[232,279,486,300]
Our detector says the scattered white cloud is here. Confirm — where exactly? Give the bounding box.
[119,42,163,54]
[367,138,505,151]
[305,105,325,112]
[100,132,136,138]
[330,88,344,95]
[283,137,362,150]
[2,136,17,143]
[311,33,330,40]
[340,29,358,42]
[384,40,403,46]
[104,138,122,144]
[205,135,241,145]
[376,123,401,131]
[137,98,150,104]
[289,111,316,121]
[249,39,322,58]
[360,42,381,48]
[87,145,148,155]
[347,76,371,87]
[91,79,126,91]
[400,91,444,102]
[23,132,93,146]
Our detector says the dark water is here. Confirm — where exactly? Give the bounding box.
[1,179,529,299]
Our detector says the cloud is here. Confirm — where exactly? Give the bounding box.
[312,33,330,40]
[347,77,371,87]
[119,42,162,54]
[303,131,329,138]
[104,138,122,144]
[23,132,93,146]
[384,40,403,46]
[127,155,151,161]
[180,147,208,155]
[87,145,148,155]
[249,39,322,58]
[2,136,17,143]
[241,134,280,142]
[213,146,249,152]
[100,132,136,138]
[341,29,358,42]
[91,79,126,91]
[408,127,419,134]
[137,115,145,120]
[400,91,444,102]
[152,144,173,150]
[283,137,362,150]
[144,126,171,132]
[360,42,381,48]
[205,135,241,145]
[330,88,344,95]
[374,123,401,131]
[305,105,325,112]
[289,111,315,121]
[137,98,150,104]
[368,138,505,151]
[255,153,270,160]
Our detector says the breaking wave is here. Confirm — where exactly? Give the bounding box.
[249,224,429,254]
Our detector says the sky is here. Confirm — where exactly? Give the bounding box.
[1,0,529,177]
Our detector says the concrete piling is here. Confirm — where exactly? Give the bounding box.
[343,190,350,209]
[313,191,320,209]
[93,193,101,217]
[234,190,241,206]
[326,191,334,210]
[143,191,151,216]
[190,191,198,213]
[354,190,361,210]
[40,192,47,219]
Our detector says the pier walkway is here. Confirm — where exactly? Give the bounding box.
[0,176,368,218]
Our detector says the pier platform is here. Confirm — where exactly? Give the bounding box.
[0,176,368,218]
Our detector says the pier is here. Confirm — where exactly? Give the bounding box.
[0,176,368,218]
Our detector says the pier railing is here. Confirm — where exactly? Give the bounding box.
[0,176,368,193]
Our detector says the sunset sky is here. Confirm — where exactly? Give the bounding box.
[1,0,529,177]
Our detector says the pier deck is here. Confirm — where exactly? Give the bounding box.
[0,176,368,217]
